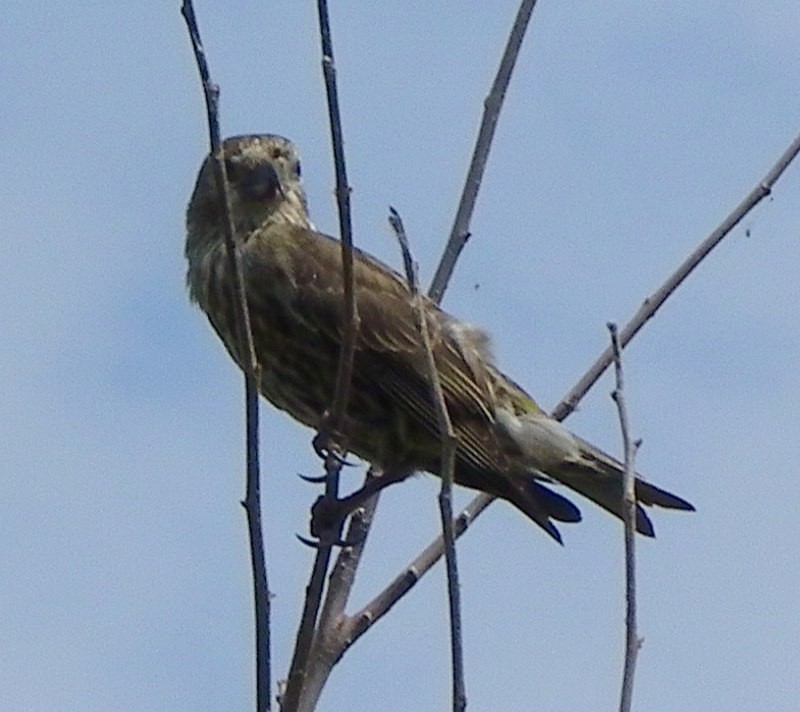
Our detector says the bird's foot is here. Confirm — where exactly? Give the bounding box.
[308,494,356,546]
[311,429,353,467]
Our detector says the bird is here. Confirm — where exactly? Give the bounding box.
[185,133,693,543]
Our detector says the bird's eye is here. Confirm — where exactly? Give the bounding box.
[294,161,302,178]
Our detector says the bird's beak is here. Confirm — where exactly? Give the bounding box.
[241,162,284,202]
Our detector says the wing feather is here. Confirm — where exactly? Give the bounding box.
[249,225,505,475]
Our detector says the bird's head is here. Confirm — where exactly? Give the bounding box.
[186,134,313,260]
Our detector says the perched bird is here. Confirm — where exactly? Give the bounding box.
[185,134,693,543]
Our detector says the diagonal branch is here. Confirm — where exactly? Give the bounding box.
[180,2,270,710]
[352,127,800,639]
[340,495,493,651]
[429,0,541,304]
[552,130,800,423]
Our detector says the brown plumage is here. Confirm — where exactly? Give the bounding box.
[185,134,693,543]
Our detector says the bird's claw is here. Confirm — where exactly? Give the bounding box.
[312,431,330,460]
[297,472,328,484]
[312,430,354,467]
[296,534,320,549]
[296,533,354,549]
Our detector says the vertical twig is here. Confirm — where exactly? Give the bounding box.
[341,494,492,647]
[389,208,465,712]
[282,2,357,710]
[180,2,270,710]
[299,476,381,712]
[281,4,544,703]
[282,5,544,674]
[429,0,540,304]
[319,0,358,437]
[608,323,641,712]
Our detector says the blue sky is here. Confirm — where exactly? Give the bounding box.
[2,2,799,710]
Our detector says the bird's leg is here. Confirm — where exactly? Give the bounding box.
[310,469,410,541]
[312,414,354,467]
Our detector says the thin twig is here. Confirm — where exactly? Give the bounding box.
[320,1,358,435]
[300,479,381,712]
[428,0,540,304]
[340,495,493,651]
[552,130,800,423]
[315,470,379,633]
[389,207,466,712]
[285,7,543,696]
[291,4,541,677]
[180,2,270,710]
[282,2,358,710]
[283,549,331,712]
[355,127,800,636]
[608,323,641,712]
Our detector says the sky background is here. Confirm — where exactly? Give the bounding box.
[2,2,799,711]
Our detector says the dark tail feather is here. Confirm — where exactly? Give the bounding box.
[506,479,582,544]
[547,467,661,537]
[452,458,582,543]
[549,435,695,537]
[636,479,695,511]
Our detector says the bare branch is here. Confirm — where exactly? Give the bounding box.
[284,2,545,704]
[389,208,466,712]
[341,495,493,651]
[282,2,358,709]
[300,481,381,712]
[552,130,800,423]
[429,0,540,304]
[319,5,358,436]
[608,323,642,712]
[358,127,800,634]
[279,7,545,697]
[317,471,380,630]
[180,2,270,709]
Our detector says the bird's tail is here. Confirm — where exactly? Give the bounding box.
[547,434,695,537]
[492,405,694,540]
[505,479,582,544]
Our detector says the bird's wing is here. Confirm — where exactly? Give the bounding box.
[251,225,510,470]
[272,226,494,408]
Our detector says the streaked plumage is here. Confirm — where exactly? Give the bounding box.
[185,134,693,542]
